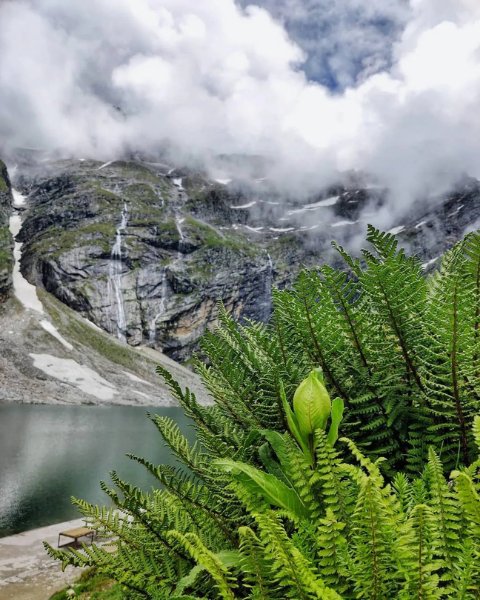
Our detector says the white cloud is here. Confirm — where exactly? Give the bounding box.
[1,0,480,221]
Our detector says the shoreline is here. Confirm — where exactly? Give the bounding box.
[0,518,86,600]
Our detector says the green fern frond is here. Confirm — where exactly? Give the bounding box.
[168,531,237,600]
[315,508,348,592]
[454,471,480,537]
[253,511,342,600]
[238,526,275,599]
[426,448,462,574]
[350,475,397,600]
[396,504,442,599]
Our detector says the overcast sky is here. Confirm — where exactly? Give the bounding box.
[1,0,480,214]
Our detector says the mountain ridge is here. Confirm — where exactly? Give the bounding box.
[1,155,480,378]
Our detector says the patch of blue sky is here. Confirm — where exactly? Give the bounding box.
[238,0,409,90]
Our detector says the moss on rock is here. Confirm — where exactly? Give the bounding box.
[32,221,117,258]
[184,216,258,255]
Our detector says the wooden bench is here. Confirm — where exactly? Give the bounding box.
[58,526,95,548]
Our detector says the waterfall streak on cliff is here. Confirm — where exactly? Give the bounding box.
[108,203,128,342]
[262,253,274,321]
[173,177,183,190]
[97,161,113,170]
[175,217,185,243]
[175,215,185,258]
[149,271,168,344]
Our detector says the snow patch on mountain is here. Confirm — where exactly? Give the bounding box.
[29,353,117,402]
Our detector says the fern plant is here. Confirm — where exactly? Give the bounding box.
[46,372,480,599]
[45,228,480,598]
[198,226,480,472]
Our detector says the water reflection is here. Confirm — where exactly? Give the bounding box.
[0,405,190,536]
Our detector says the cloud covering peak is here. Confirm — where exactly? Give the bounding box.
[2,0,480,214]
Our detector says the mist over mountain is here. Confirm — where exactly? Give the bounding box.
[2,0,480,226]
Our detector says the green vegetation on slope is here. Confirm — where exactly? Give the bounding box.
[0,226,13,269]
[31,221,117,258]
[41,291,158,377]
[185,216,258,255]
[104,161,163,184]
[0,159,9,193]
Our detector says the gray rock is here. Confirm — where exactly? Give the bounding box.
[17,160,278,361]
[0,160,13,301]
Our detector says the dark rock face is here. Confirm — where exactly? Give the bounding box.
[15,158,480,361]
[18,160,286,361]
[397,178,480,267]
[0,160,13,301]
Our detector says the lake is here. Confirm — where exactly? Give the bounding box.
[0,405,191,537]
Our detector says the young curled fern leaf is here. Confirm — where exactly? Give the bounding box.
[327,398,344,447]
[293,369,332,438]
[279,379,311,462]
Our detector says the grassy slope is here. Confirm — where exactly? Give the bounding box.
[40,290,160,378]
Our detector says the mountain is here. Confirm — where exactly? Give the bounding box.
[1,154,479,404]
[0,159,209,405]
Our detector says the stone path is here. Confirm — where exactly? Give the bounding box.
[0,520,85,600]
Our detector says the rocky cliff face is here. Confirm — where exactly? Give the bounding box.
[0,160,13,300]
[17,159,287,361]
[12,157,480,361]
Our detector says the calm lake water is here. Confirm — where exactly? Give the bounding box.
[0,405,191,537]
